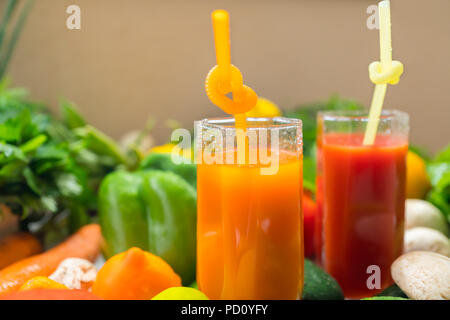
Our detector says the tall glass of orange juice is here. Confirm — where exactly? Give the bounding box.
[195,117,303,300]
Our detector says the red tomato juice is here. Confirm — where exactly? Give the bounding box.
[321,133,407,299]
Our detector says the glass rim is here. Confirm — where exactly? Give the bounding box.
[318,109,409,122]
[196,116,302,131]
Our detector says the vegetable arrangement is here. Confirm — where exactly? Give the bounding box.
[0,91,448,300]
[0,0,448,301]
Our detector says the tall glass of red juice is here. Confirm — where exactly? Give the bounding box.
[319,110,409,299]
[195,117,304,300]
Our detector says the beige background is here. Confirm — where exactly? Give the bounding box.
[6,0,450,152]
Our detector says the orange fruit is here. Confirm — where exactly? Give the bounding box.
[406,151,431,199]
[245,97,281,118]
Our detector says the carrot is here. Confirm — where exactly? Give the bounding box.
[0,289,103,300]
[0,232,42,269]
[0,224,101,295]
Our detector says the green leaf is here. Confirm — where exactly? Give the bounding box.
[76,125,128,165]
[435,144,450,162]
[427,162,450,187]
[0,142,27,162]
[23,166,41,194]
[60,101,86,129]
[427,190,450,222]
[56,173,83,197]
[34,144,68,160]
[68,203,90,232]
[40,195,57,212]
[19,134,47,153]
[0,120,21,142]
[425,144,450,220]
[0,160,25,178]
[189,281,198,289]
[0,108,34,143]
[303,157,316,193]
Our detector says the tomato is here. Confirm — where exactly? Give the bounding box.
[303,193,317,258]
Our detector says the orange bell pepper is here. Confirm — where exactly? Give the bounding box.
[92,247,181,300]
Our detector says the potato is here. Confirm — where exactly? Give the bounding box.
[405,199,449,236]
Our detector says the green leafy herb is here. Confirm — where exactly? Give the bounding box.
[426,144,450,221]
[60,100,86,129]
[0,80,133,242]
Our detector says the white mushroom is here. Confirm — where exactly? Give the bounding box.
[49,258,97,290]
[404,227,450,257]
[405,199,449,236]
[391,251,450,300]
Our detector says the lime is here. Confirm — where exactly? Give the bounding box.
[151,287,209,300]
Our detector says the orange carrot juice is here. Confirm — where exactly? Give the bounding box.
[196,118,303,300]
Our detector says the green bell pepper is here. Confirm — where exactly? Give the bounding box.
[139,152,197,188]
[98,170,197,285]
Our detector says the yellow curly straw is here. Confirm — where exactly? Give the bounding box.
[206,10,258,164]
[363,0,404,145]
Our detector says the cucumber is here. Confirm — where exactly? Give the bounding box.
[376,284,408,298]
[302,259,344,300]
[362,296,408,300]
